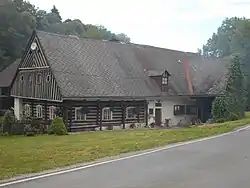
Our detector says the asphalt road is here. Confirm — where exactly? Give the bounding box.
[3,128,250,188]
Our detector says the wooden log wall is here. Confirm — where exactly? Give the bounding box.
[64,100,147,130]
[22,99,61,121]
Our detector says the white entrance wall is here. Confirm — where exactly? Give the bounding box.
[14,98,22,120]
[148,97,196,127]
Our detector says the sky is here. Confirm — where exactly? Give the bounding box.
[29,0,250,52]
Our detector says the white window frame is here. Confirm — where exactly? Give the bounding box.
[36,73,42,84]
[24,104,31,117]
[102,107,113,120]
[162,76,168,85]
[28,74,32,83]
[126,107,136,119]
[46,74,51,83]
[20,75,24,83]
[75,107,86,121]
[36,105,43,118]
[49,106,57,120]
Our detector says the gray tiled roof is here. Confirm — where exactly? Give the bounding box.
[0,59,20,87]
[36,30,229,98]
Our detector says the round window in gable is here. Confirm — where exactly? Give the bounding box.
[46,75,51,83]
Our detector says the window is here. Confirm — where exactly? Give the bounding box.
[24,104,31,117]
[162,70,170,85]
[102,107,112,120]
[173,105,198,115]
[126,107,136,119]
[49,106,57,120]
[36,105,43,118]
[28,74,32,83]
[162,77,168,85]
[149,108,154,115]
[20,75,24,82]
[155,102,162,107]
[75,107,86,121]
[46,74,51,83]
[186,105,197,115]
[36,74,42,84]
[173,105,185,115]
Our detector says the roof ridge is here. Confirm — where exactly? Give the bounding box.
[35,30,203,55]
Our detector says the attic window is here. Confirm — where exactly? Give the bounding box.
[36,73,42,84]
[162,77,168,85]
[46,74,51,83]
[28,75,32,83]
[20,75,24,82]
[162,70,170,85]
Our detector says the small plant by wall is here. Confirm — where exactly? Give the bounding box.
[3,110,16,135]
[48,117,68,136]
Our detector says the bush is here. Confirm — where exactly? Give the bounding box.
[3,110,16,135]
[228,112,239,121]
[24,125,36,136]
[49,117,68,136]
[1,132,9,136]
[0,116,3,133]
[129,123,136,129]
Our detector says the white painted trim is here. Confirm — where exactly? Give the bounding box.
[74,107,86,121]
[49,106,57,120]
[19,66,50,70]
[1,125,250,187]
[36,105,43,118]
[10,95,63,103]
[126,106,136,119]
[24,104,31,117]
[102,107,113,120]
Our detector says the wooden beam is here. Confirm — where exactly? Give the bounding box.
[121,101,126,129]
[62,104,69,130]
[98,103,102,131]
[69,107,73,132]
[31,100,34,117]
[44,101,48,121]
[137,104,140,123]
[145,101,148,127]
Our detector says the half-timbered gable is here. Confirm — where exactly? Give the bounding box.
[11,32,62,102]
[19,34,49,69]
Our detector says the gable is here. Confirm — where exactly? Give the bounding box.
[19,35,49,69]
[10,31,62,101]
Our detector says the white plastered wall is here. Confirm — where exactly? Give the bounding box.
[148,97,196,127]
[14,97,23,120]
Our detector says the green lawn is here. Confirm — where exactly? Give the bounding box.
[1,113,250,180]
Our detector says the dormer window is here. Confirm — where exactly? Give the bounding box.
[162,70,170,85]
[162,77,168,85]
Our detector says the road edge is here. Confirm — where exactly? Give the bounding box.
[1,124,250,187]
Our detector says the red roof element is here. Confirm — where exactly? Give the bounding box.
[183,58,193,95]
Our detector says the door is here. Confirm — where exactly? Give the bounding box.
[155,109,162,126]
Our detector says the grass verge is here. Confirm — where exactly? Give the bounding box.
[1,113,250,180]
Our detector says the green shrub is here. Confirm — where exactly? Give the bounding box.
[24,124,36,136]
[1,132,9,136]
[3,110,16,135]
[228,112,239,121]
[49,117,67,136]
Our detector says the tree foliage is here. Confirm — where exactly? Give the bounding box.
[212,56,246,122]
[200,17,250,106]
[0,0,131,70]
